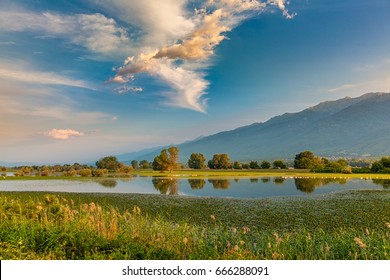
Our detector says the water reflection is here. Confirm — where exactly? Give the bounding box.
[188,179,206,189]
[273,177,285,185]
[152,178,178,195]
[372,179,390,189]
[1,176,387,198]
[261,177,271,183]
[294,178,348,193]
[208,179,230,189]
[97,179,118,188]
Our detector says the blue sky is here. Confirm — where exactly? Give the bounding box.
[1,0,390,164]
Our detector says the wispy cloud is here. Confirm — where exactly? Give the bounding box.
[108,0,295,112]
[328,83,358,93]
[0,9,133,57]
[0,41,16,45]
[44,129,84,140]
[0,80,115,125]
[0,61,94,89]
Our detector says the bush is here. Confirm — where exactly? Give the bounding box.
[79,169,92,177]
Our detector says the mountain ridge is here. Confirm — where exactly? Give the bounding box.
[119,92,390,162]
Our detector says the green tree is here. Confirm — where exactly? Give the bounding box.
[188,153,206,169]
[273,160,287,169]
[380,157,390,168]
[131,160,139,169]
[96,156,123,171]
[294,151,315,169]
[139,160,151,169]
[152,147,180,172]
[260,161,271,169]
[249,161,260,169]
[371,161,384,173]
[232,161,242,169]
[208,154,231,169]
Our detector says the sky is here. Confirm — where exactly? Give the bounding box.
[1,0,390,164]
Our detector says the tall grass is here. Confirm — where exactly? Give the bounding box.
[0,192,389,260]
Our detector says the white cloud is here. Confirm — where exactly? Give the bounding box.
[0,9,133,57]
[44,129,84,140]
[109,0,295,112]
[89,0,195,47]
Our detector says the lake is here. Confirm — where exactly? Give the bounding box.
[0,176,389,198]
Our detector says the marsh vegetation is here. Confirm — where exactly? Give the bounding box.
[0,191,389,260]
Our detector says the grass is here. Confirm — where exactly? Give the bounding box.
[1,190,389,260]
[3,169,390,180]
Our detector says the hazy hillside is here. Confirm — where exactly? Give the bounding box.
[120,92,390,162]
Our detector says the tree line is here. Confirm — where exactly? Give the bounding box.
[3,148,390,177]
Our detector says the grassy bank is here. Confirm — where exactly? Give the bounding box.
[3,169,390,180]
[1,191,389,260]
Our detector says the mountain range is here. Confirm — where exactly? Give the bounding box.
[120,92,390,163]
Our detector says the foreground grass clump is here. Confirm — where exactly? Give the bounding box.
[0,191,389,260]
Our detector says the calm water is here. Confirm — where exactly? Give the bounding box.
[0,176,389,198]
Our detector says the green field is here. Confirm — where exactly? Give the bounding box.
[1,190,389,260]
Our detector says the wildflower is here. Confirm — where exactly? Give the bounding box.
[133,206,141,214]
[183,237,188,245]
[386,222,390,229]
[239,240,245,246]
[210,215,216,222]
[365,228,370,235]
[242,226,250,234]
[45,195,52,204]
[233,245,239,251]
[231,227,237,234]
[89,202,96,211]
[36,205,43,211]
[325,243,331,254]
[354,237,366,249]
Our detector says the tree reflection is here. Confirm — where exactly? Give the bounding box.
[273,177,285,185]
[97,179,117,188]
[294,178,317,193]
[372,179,390,189]
[261,177,271,183]
[152,178,178,195]
[294,178,349,193]
[188,179,206,190]
[208,179,230,189]
[250,178,259,183]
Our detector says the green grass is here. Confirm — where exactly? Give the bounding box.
[3,169,390,180]
[1,190,389,260]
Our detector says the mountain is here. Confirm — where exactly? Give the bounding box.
[0,161,39,167]
[116,146,165,164]
[123,92,390,162]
